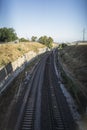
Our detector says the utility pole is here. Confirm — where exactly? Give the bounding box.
[83,28,85,42]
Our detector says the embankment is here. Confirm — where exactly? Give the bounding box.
[0,42,47,91]
[58,44,87,113]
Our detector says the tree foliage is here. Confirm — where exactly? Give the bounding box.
[31,36,37,42]
[58,43,67,49]
[0,27,18,42]
[38,36,53,48]
[19,37,29,42]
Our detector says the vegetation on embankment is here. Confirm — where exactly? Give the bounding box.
[0,27,55,68]
[0,42,46,67]
[58,44,87,113]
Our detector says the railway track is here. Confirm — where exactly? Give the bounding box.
[15,51,77,130]
[15,52,50,130]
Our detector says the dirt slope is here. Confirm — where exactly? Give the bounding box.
[58,44,87,129]
[59,44,87,88]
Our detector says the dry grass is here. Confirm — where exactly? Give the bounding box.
[59,44,87,114]
[59,44,87,88]
[0,42,46,67]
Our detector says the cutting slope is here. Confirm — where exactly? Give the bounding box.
[59,44,87,88]
[59,44,87,113]
[0,42,46,67]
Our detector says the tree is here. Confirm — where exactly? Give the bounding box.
[38,36,47,44]
[47,37,53,48]
[0,27,18,42]
[38,36,53,48]
[31,36,37,42]
[19,37,29,42]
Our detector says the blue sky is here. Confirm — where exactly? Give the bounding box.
[0,0,87,42]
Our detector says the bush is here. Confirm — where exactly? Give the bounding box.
[19,38,29,42]
[31,36,37,42]
[58,43,67,49]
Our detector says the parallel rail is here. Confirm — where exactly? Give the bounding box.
[41,52,77,130]
[15,51,77,130]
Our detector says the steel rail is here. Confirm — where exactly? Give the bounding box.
[15,53,50,130]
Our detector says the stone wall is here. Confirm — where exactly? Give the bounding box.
[0,48,47,92]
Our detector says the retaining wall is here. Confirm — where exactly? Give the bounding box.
[0,48,47,92]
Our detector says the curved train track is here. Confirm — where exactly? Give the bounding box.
[15,51,78,130]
